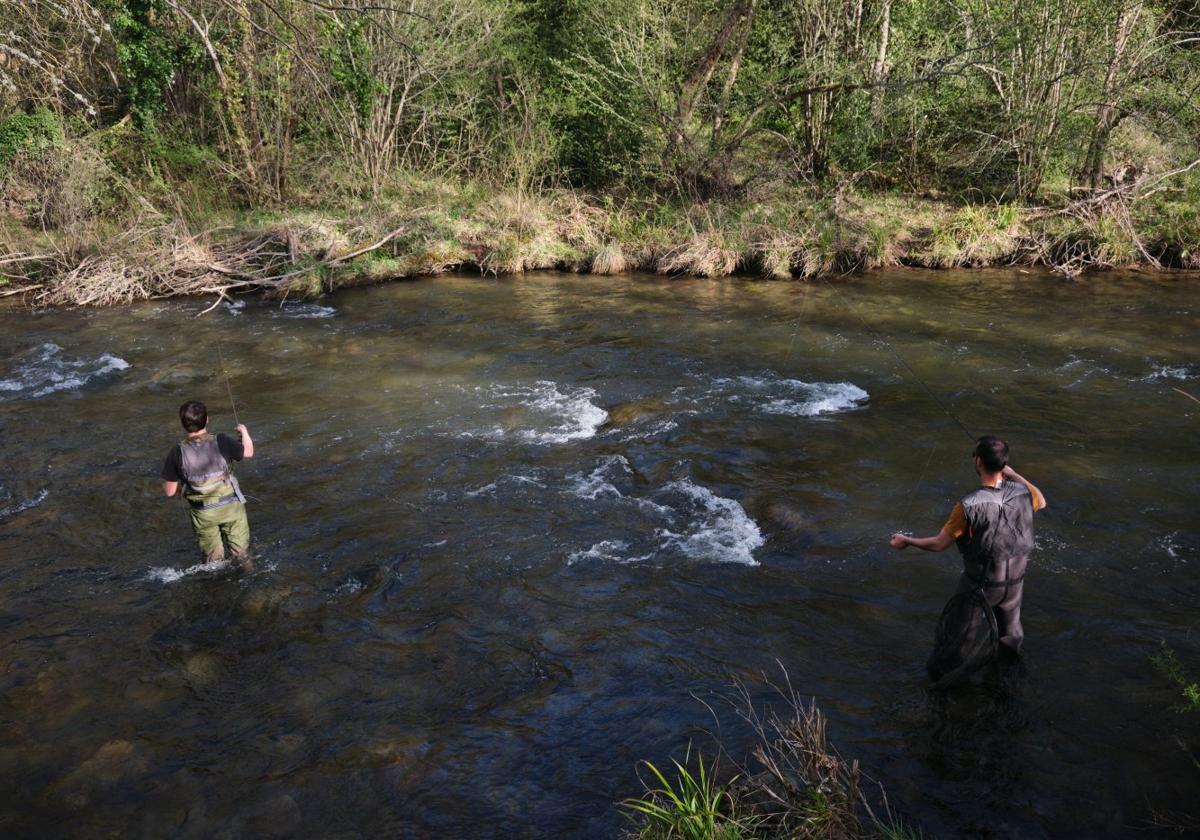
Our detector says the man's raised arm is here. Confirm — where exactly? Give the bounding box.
[1002,465,1046,510]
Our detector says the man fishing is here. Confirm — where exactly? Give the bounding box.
[890,435,1046,666]
[161,400,255,570]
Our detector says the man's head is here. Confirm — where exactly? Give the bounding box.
[179,400,208,433]
[973,434,1008,476]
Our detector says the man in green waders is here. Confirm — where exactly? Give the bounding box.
[889,435,1046,660]
[161,400,255,569]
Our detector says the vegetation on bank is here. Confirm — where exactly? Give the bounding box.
[1147,643,1200,833]
[1,0,1199,305]
[621,674,921,840]
[3,159,1199,307]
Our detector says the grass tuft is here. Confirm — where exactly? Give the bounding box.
[622,668,926,839]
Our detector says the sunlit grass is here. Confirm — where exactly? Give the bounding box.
[623,748,756,840]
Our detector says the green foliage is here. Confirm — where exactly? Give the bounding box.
[623,748,752,840]
[321,15,379,130]
[107,0,182,129]
[875,815,926,840]
[1152,641,1200,714]
[0,109,64,173]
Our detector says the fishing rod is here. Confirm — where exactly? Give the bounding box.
[809,275,976,540]
[217,344,240,427]
[216,344,261,504]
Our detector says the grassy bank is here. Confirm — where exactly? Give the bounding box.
[621,674,920,840]
[3,162,1200,307]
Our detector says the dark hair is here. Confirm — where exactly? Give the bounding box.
[180,400,208,433]
[973,435,1008,472]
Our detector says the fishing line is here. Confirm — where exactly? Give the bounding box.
[784,276,812,361]
[811,273,976,541]
[899,438,939,527]
[215,345,261,504]
[819,275,976,443]
[216,344,240,427]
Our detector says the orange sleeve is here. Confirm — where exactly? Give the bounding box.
[942,502,966,539]
[1030,485,1046,511]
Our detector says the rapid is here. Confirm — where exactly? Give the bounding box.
[0,270,1197,837]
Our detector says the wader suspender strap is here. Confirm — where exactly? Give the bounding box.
[181,437,244,509]
[229,472,247,504]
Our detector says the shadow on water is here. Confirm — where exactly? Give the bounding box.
[0,270,1197,837]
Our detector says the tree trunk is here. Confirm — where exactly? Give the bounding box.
[1081,3,1139,190]
[869,0,891,119]
[671,0,754,152]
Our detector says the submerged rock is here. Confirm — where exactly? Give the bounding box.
[766,501,812,533]
[52,739,150,809]
[599,397,670,430]
[183,652,222,687]
[232,791,302,839]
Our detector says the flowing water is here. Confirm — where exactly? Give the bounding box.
[1,270,1197,837]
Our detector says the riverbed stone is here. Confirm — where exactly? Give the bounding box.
[231,791,302,838]
[599,397,669,429]
[766,501,812,533]
[52,739,150,809]
[183,651,223,687]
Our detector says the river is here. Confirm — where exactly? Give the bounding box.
[1,270,1197,837]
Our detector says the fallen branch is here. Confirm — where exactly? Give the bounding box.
[0,284,44,297]
[1173,387,1200,406]
[328,224,408,266]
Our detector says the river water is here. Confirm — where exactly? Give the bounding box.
[0,270,1197,837]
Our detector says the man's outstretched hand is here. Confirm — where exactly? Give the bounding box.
[890,533,910,550]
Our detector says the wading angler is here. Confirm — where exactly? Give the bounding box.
[890,435,1046,684]
[161,400,256,570]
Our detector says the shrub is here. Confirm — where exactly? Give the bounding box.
[0,109,64,174]
[3,140,125,232]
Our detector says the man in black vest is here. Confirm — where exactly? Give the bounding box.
[161,400,255,568]
[889,435,1046,656]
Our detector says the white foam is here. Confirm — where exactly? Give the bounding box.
[568,455,631,500]
[704,373,868,417]
[567,540,652,565]
[146,558,232,583]
[565,475,763,567]
[0,488,48,519]
[467,473,547,497]
[0,343,129,399]
[456,381,608,445]
[760,382,870,416]
[615,417,680,441]
[517,381,608,443]
[333,578,365,596]
[656,479,764,566]
[465,481,499,498]
[1143,363,1195,382]
[1158,532,1187,562]
[275,303,337,319]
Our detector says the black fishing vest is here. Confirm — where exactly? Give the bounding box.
[955,480,1034,587]
[178,434,240,509]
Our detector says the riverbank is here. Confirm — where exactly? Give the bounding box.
[3,174,1199,307]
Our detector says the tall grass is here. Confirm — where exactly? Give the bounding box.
[621,669,923,840]
[624,748,756,840]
